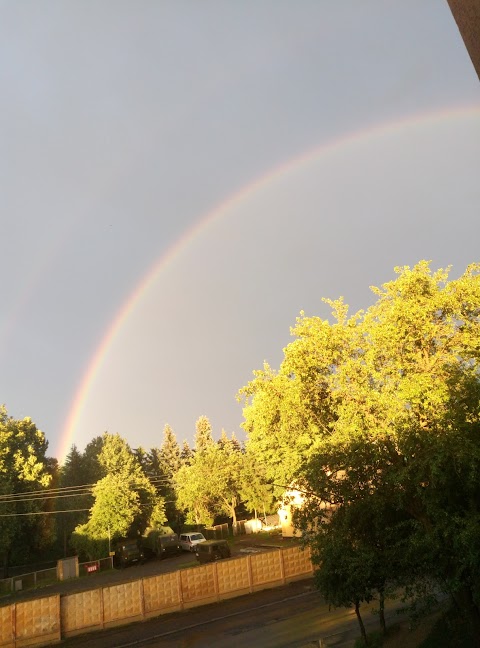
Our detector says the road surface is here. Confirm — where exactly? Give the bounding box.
[58,578,405,648]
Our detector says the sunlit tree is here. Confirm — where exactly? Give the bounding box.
[194,415,214,454]
[71,433,159,559]
[0,407,52,576]
[240,262,480,639]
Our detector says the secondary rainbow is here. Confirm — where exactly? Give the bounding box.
[58,103,480,461]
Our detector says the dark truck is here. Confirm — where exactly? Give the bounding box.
[195,539,231,564]
[142,526,181,560]
[113,538,145,568]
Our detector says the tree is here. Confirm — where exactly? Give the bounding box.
[175,453,217,526]
[0,406,52,576]
[147,425,183,528]
[133,446,149,473]
[194,415,214,453]
[180,440,193,465]
[71,433,159,559]
[81,435,105,484]
[238,454,275,519]
[56,444,93,557]
[239,262,480,640]
[160,424,181,477]
[208,436,244,525]
[176,432,249,526]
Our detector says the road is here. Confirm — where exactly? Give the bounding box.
[58,578,405,648]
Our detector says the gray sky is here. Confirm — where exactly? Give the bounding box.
[1,1,479,461]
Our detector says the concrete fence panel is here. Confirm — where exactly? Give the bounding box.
[102,580,143,627]
[250,550,284,591]
[216,556,251,599]
[14,595,60,647]
[180,564,217,608]
[282,546,313,581]
[61,588,103,637]
[143,571,182,617]
[0,604,14,647]
[0,545,315,646]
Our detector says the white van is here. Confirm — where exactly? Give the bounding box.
[179,532,207,552]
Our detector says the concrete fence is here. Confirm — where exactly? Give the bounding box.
[0,546,313,647]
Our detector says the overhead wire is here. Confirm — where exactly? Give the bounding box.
[0,476,172,504]
[0,474,175,517]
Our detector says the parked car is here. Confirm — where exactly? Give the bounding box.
[113,538,144,568]
[195,539,231,563]
[179,532,207,552]
[142,526,181,559]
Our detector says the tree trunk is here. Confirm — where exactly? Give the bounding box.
[355,599,369,646]
[379,589,386,635]
[231,499,237,526]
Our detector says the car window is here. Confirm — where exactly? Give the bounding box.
[191,534,204,541]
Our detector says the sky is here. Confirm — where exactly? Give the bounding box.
[1,1,479,463]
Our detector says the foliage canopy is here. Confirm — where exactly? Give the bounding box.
[239,262,480,638]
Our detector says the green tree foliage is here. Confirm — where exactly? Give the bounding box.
[146,425,182,528]
[180,440,193,465]
[238,454,275,517]
[81,436,105,484]
[133,446,149,473]
[239,262,480,638]
[160,424,181,477]
[176,431,247,525]
[176,446,218,526]
[194,415,214,453]
[148,499,167,529]
[71,433,160,559]
[0,406,51,575]
[56,445,94,556]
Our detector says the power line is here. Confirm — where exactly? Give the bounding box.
[0,499,177,518]
[0,483,96,499]
[0,492,94,505]
[0,477,172,504]
[0,508,91,517]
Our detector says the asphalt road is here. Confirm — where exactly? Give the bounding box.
[3,540,279,603]
[57,578,405,648]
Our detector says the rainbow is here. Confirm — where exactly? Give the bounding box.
[58,103,480,461]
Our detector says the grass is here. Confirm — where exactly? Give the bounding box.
[176,560,198,570]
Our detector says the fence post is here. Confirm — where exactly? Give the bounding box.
[247,555,253,593]
[100,585,105,628]
[12,602,16,644]
[279,548,286,585]
[177,570,184,610]
[140,578,146,619]
[213,562,220,602]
